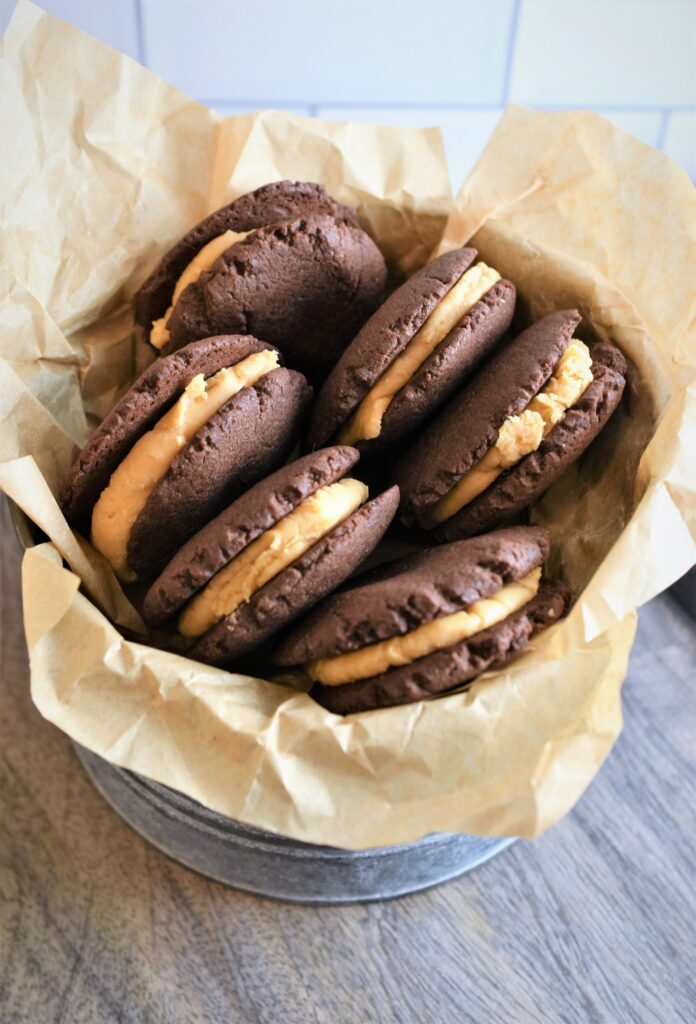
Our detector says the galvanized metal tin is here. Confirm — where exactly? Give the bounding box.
[74,743,514,903]
[11,499,515,902]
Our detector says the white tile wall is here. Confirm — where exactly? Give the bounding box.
[213,103,310,119]
[2,0,695,180]
[663,112,696,178]
[591,110,664,148]
[0,0,140,60]
[140,0,514,105]
[510,0,696,107]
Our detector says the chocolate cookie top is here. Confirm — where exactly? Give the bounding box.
[274,525,550,665]
[143,445,360,627]
[60,335,276,531]
[433,343,627,541]
[190,486,401,667]
[135,181,359,328]
[165,214,387,381]
[312,578,571,715]
[307,247,479,448]
[128,367,312,580]
[393,310,582,527]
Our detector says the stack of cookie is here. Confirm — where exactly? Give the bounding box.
[60,180,627,715]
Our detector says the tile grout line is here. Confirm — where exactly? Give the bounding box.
[134,0,147,68]
[196,98,696,114]
[501,0,522,105]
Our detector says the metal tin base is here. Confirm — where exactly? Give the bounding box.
[74,744,515,904]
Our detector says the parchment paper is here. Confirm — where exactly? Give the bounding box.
[1,1,694,849]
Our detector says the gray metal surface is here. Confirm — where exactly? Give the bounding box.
[73,743,514,903]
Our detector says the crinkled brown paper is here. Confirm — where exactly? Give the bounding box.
[1,1,694,848]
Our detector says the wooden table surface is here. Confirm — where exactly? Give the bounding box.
[2,498,695,1024]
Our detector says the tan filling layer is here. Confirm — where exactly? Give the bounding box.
[178,478,369,638]
[90,349,279,581]
[150,229,249,349]
[338,262,501,445]
[308,567,542,686]
[429,340,593,525]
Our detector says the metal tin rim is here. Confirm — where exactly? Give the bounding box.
[74,742,515,904]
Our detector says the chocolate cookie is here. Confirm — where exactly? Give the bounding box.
[434,345,627,541]
[312,581,569,714]
[142,447,400,665]
[393,311,626,536]
[165,213,386,381]
[61,335,272,531]
[306,247,515,454]
[135,180,359,330]
[134,180,387,383]
[127,368,312,579]
[276,526,550,662]
[144,446,360,627]
[274,526,571,714]
[60,336,312,582]
[191,490,399,666]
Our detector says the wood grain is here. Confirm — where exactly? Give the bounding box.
[1,497,695,1024]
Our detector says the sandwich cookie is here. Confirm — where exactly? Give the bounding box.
[60,335,312,581]
[394,310,627,538]
[135,180,358,333]
[134,180,387,381]
[307,247,515,453]
[274,526,571,715]
[142,446,400,665]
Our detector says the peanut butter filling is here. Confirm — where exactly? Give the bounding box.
[429,340,593,525]
[308,567,542,686]
[91,349,279,580]
[178,478,369,639]
[338,262,501,445]
[150,229,249,349]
